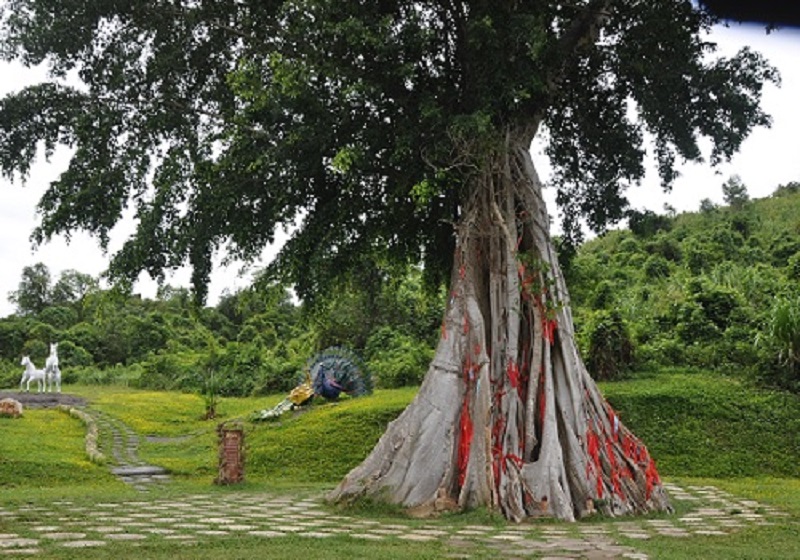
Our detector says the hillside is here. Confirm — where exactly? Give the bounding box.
[567,182,800,390]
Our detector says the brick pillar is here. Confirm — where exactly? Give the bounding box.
[215,423,245,485]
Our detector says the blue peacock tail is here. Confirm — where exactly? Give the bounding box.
[306,346,373,400]
[254,346,373,421]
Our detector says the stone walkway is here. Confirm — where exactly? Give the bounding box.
[91,410,171,491]
[0,483,788,558]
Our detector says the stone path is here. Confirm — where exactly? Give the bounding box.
[91,410,170,492]
[0,483,789,558]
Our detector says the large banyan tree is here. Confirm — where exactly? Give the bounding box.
[0,1,776,520]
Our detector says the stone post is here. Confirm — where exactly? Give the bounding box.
[215,422,245,485]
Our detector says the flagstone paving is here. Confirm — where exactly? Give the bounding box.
[0,483,789,558]
[91,410,171,491]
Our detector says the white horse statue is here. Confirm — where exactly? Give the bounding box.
[20,356,47,393]
[45,342,62,393]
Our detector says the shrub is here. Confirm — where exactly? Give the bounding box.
[57,340,93,368]
[756,296,800,392]
[583,310,635,380]
[365,327,433,388]
[643,255,670,279]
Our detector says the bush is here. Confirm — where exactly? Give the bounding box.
[250,354,303,396]
[0,359,21,389]
[365,327,433,388]
[582,310,635,380]
[57,340,93,368]
[37,306,78,330]
[756,296,800,392]
[70,364,143,385]
[643,255,670,279]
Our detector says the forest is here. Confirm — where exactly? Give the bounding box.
[3,176,799,397]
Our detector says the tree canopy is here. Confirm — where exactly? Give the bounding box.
[0,0,777,304]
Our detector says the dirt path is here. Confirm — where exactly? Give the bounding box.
[0,391,87,409]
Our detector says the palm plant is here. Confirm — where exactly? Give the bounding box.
[757,297,800,390]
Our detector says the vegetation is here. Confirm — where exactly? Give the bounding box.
[4,181,800,400]
[0,263,444,396]
[569,181,800,392]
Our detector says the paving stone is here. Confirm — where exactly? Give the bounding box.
[59,540,107,548]
[142,528,177,535]
[40,532,87,540]
[0,539,39,549]
[204,517,239,524]
[105,533,148,540]
[399,533,438,542]
[619,532,651,540]
[248,530,286,538]
[414,529,448,536]
[655,528,690,537]
[29,526,62,532]
[90,526,124,533]
[272,525,305,533]
[491,533,525,541]
[351,533,386,540]
[368,528,405,535]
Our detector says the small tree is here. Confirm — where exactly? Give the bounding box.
[699,198,718,213]
[722,175,750,209]
[8,263,52,316]
[584,310,635,381]
[758,297,800,391]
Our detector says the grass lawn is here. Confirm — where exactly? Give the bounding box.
[1,373,798,558]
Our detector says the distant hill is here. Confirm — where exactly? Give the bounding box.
[567,181,800,390]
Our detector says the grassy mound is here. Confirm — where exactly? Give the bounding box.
[2,373,797,496]
[601,371,800,478]
[246,388,416,484]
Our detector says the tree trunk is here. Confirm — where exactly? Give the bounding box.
[328,130,671,522]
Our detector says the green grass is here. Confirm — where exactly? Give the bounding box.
[0,409,117,493]
[1,373,799,559]
[0,533,466,560]
[246,387,416,483]
[55,384,417,485]
[600,371,800,478]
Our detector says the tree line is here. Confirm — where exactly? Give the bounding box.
[3,178,798,396]
[0,262,444,396]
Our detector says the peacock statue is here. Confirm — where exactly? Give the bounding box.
[253,347,373,421]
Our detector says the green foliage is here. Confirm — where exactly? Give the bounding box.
[582,310,635,381]
[37,305,78,330]
[57,339,93,367]
[756,296,800,391]
[721,174,750,209]
[628,209,673,238]
[7,262,51,316]
[0,1,777,303]
[571,188,800,390]
[365,327,433,388]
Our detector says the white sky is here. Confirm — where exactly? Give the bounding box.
[1,23,799,318]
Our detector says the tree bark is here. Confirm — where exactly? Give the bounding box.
[329,130,671,522]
